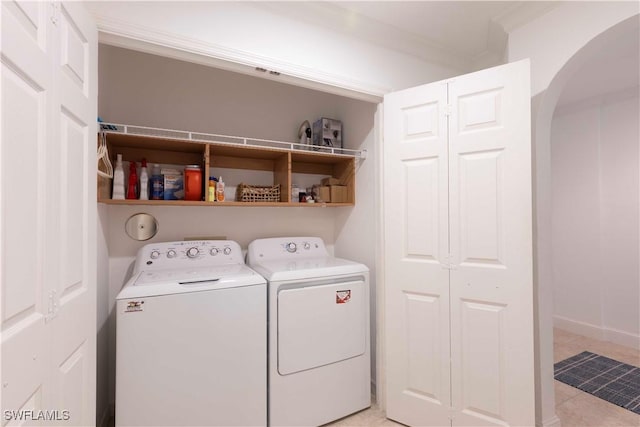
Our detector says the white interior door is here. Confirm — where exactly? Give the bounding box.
[48,3,98,425]
[1,2,97,425]
[383,82,451,427]
[1,1,52,421]
[447,60,533,426]
[383,60,533,427]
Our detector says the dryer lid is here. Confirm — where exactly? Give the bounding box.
[249,256,368,282]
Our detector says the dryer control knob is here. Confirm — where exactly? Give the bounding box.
[167,250,177,258]
[303,242,311,250]
[223,247,232,255]
[286,242,297,253]
[150,250,160,259]
[186,247,199,258]
[210,248,219,256]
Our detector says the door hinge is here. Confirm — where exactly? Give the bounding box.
[45,290,58,323]
[50,2,60,26]
[441,254,457,270]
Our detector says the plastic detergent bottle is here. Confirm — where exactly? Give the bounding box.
[112,154,125,200]
[127,161,138,199]
[216,176,225,202]
[209,177,216,202]
[150,164,163,200]
[139,159,149,200]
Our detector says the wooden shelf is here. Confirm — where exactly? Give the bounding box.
[98,199,353,207]
[98,126,358,207]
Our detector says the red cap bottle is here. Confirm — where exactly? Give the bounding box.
[127,161,138,199]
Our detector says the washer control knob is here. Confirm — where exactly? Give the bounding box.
[150,250,160,259]
[286,242,297,253]
[223,247,232,255]
[303,242,311,250]
[210,247,219,256]
[186,247,199,258]
[167,250,177,259]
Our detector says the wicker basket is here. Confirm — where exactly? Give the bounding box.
[236,183,281,202]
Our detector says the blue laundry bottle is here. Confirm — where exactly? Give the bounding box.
[150,164,164,200]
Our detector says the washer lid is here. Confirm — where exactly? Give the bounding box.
[249,256,368,282]
[116,264,265,300]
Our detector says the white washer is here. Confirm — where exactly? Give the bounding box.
[116,240,266,427]
[247,237,370,427]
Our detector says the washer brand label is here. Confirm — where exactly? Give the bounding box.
[125,300,144,313]
[336,290,351,304]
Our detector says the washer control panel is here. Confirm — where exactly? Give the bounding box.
[246,237,328,263]
[134,240,242,272]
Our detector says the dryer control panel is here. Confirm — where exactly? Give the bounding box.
[246,237,328,263]
[133,240,243,273]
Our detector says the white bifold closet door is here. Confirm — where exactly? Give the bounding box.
[1,2,97,424]
[383,60,533,427]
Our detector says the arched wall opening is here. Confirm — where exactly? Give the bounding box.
[530,13,639,427]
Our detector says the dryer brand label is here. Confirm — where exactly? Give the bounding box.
[336,290,351,304]
[125,300,144,313]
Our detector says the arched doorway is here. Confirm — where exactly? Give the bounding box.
[532,14,639,427]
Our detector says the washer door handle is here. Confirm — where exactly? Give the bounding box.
[178,278,221,285]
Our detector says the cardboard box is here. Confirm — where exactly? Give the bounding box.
[330,185,348,203]
[317,186,331,203]
[321,177,340,186]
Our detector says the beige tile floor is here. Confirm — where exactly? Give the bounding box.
[328,328,640,427]
[552,328,640,427]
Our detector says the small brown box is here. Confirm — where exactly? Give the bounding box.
[330,185,348,203]
[321,177,340,186]
[317,186,331,202]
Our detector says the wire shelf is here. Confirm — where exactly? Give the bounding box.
[99,122,366,159]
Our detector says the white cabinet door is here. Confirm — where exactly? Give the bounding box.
[1,2,97,425]
[383,82,451,427]
[383,60,533,427]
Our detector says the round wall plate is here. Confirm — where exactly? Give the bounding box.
[125,213,158,241]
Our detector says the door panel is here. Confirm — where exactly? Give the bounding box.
[457,150,505,267]
[1,1,50,420]
[383,60,533,427]
[384,83,451,427]
[49,3,97,425]
[278,280,366,375]
[449,61,533,426]
[1,2,97,425]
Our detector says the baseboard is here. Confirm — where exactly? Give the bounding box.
[540,414,562,427]
[553,315,639,349]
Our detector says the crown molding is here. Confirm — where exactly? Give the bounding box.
[251,2,470,71]
[492,2,561,34]
[94,15,387,103]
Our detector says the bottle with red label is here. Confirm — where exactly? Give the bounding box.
[127,161,138,199]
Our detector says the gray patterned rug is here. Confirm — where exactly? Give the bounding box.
[554,351,640,415]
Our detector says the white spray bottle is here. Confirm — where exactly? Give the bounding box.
[112,154,125,200]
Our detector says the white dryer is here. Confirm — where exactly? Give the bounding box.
[247,237,370,427]
[116,240,266,427]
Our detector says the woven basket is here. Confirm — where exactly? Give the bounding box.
[236,183,281,202]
